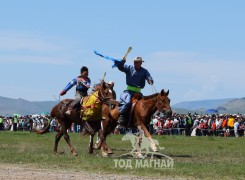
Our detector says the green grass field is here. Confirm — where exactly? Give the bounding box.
[0,131,244,179]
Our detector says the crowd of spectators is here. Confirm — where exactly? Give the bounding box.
[0,114,82,133]
[0,114,54,132]
[1,112,244,137]
[149,112,245,137]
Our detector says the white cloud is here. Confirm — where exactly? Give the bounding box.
[0,55,73,65]
[0,31,63,52]
[0,31,83,65]
[148,51,245,103]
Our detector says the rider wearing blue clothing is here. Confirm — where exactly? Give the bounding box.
[60,66,91,114]
[115,56,153,125]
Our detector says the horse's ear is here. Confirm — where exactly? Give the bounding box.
[99,79,107,89]
[100,79,104,85]
[161,89,169,96]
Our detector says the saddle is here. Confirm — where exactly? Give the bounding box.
[109,93,142,110]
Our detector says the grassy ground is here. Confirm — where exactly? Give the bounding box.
[0,131,244,179]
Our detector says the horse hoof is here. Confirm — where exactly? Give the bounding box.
[135,152,144,159]
[151,144,158,152]
[107,149,113,154]
[89,150,93,154]
[72,152,78,156]
[152,149,158,152]
[102,152,108,157]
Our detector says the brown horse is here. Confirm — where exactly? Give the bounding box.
[98,89,172,157]
[34,81,112,156]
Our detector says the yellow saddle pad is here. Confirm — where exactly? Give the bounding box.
[80,91,102,121]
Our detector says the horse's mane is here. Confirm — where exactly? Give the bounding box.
[143,93,159,100]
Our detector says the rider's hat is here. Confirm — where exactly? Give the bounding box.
[133,56,144,62]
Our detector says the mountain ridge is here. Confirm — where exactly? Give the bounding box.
[172,97,245,114]
[172,98,236,110]
[0,96,57,116]
[0,96,245,116]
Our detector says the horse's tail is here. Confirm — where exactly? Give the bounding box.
[33,104,58,134]
[34,120,51,134]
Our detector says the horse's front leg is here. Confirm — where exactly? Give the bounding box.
[54,128,63,154]
[95,130,113,154]
[99,118,112,157]
[100,119,109,157]
[89,134,94,154]
[83,121,95,154]
[138,124,158,152]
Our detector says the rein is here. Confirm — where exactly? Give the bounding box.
[149,85,162,112]
[150,85,168,114]
[151,84,158,94]
[91,88,112,104]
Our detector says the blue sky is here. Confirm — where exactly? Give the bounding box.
[0,0,244,105]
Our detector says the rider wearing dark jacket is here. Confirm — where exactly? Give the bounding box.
[115,56,153,125]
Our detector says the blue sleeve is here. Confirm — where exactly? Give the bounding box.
[64,78,76,91]
[145,70,153,81]
[116,60,128,73]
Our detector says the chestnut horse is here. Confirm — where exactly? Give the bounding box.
[98,89,172,157]
[34,81,112,156]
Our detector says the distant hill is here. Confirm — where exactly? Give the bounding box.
[217,97,245,114]
[172,98,235,110]
[1,96,245,116]
[0,96,57,116]
[172,98,245,114]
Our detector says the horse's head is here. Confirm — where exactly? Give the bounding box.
[92,80,113,102]
[156,89,172,117]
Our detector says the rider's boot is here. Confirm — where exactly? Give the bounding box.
[117,112,126,126]
[117,103,129,127]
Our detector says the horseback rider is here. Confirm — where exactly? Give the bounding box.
[108,81,117,100]
[115,56,154,125]
[60,66,91,115]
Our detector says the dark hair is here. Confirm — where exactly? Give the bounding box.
[80,66,88,74]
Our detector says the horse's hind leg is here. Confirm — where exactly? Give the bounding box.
[95,129,103,149]
[63,127,78,156]
[54,129,63,154]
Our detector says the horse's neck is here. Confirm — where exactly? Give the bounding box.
[141,95,158,115]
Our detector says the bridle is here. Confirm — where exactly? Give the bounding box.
[91,84,113,104]
[154,94,171,114]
